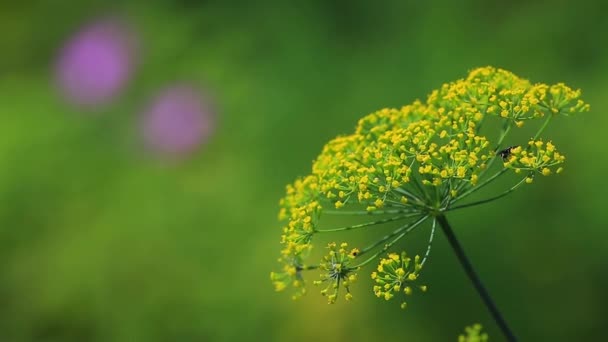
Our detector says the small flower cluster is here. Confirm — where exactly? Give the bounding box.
[270,262,305,300]
[271,66,588,308]
[371,252,426,309]
[313,242,360,303]
[458,324,489,342]
[503,140,565,183]
[274,176,320,297]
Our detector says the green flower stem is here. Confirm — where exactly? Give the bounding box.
[458,120,512,196]
[298,265,319,271]
[447,176,527,212]
[411,173,432,202]
[368,182,428,209]
[436,215,517,342]
[479,123,512,177]
[386,200,434,212]
[495,121,513,150]
[323,209,416,216]
[420,218,436,267]
[450,168,509,204]
[393,187,427,207]
[531,114,552,142]
[315,213,420,233]
[354,215,428,267]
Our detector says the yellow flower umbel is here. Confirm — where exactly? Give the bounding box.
[371,252,426,309]
[271,66,589,310]
[503,141,566,182]
[313,242,359,303]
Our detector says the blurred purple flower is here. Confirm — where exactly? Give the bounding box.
[55,18,137,107]
[142,85,215,158]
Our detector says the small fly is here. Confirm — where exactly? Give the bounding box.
[497,146,518,161]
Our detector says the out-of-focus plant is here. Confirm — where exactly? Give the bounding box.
[459,324,489,342]
[270,67,589,341]
[55,17,138,108]
[141,84,215,159]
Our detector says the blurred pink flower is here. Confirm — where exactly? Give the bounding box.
[141,85,215,158]
[55,18,137,107]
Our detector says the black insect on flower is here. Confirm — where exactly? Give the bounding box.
[497,146,519,161]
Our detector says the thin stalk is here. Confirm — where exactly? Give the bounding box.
[436,215,517,342]
[393,187,426,206]
[410,173,432,203]
[496,122,512,149]
[323,209,416,216]
[450,168,508,204]
[299,265,319,271]
[531,114,552,142]
[354,215,428,266]
[385,198,434,212]
[447,176,527,211]
[420,218,436,267]
[315,213,419,233]
[456,117,515,198]
[461,121,512,194]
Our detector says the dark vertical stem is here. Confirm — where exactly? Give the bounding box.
[436,214,517,342]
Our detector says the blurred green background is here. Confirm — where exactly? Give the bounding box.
[1,0,606,341]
